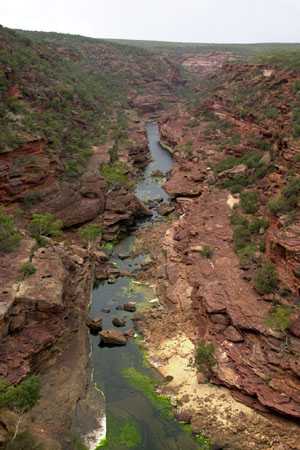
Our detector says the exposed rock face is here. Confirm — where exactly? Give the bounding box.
[266,218,300,294]
[141,188,300,420]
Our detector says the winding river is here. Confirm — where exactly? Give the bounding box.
[89,123,202,450]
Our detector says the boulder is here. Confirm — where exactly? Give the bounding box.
[99,330,127,346]
[86,317,103,334]
[112,317,126,328]
[123,302,137,313]
[158,203,175,216]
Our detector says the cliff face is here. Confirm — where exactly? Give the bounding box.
[136,55,300,438]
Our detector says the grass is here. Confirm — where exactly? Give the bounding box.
[122,367,172,417]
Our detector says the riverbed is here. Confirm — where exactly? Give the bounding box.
[89,123,204,450]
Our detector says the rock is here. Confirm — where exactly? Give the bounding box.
[217,164,247,180]
[175,410,192,423]
[210,314,231,326]
[224,325,244,343]
[101,308,111,314]
[86,317,103,334]
[259,152,272,166]
[112,317,126,327]
[99,330,127,346]
[289,316,300,338]
[123,302,137,312]
[158,203,175,216]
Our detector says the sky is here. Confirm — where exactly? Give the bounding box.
[1,0,300,44]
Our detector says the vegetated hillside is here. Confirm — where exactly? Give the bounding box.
[0,26,182,174]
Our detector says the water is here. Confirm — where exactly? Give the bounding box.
[89,123,201,450]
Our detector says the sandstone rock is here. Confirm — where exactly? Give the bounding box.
[86,317,103,334]
[158,203,175,216]
[217,164,247,180]
[99,330,127,346]
[123,302,137,312]
[224,326,244,343]
[112,317,126,328]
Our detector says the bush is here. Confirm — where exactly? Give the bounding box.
[20,262,36,278]
[0,375,41,412]
[195,341,216,373]
[265,305,292,333]
[240,191,259,214]
[0,208,21,252]
[268,177,300,216]
[100,162,131,188]
[233,224,252,251]
[254,262,278,294]
[29,213,62,243]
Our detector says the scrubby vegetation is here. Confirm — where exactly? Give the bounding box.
[0,375,40,411]
[231,212,268,264]
[100,161,132,188]
[215,151,269,193]
[265,305,292,333]
[29,213,62,244]
[0,208,21,253]
[195,341,216,374]
[268,177,300,216]
[79,224,102,250]
[19,261,36,278]
[240,191,259,214]
[254,262,278,295]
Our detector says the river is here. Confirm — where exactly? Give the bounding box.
[89,123,203,450]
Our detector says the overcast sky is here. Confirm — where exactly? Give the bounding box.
[1,0,300,43]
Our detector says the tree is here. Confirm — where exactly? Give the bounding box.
[79,224,102,252]
[0,376,41,444]
[266,305,292,333]
[29,213,62,244]
[0,208,21,253]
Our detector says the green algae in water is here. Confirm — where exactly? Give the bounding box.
[122,367,172,417]
[97,416,141,449]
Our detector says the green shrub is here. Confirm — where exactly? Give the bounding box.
[195,341,216,373]
[240,191,259,214]
[265,305,292,333]
[233,224,252,251]
[268,177,300,216]
[200,245,214,258]
[29,213,63,243]
[100,162,131,188]
[294,80,300,93]
[20,262,36,278]
[0,208,21,252]
[254,262,278,294]
[248,217,269,234]
[0,375,41,411]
